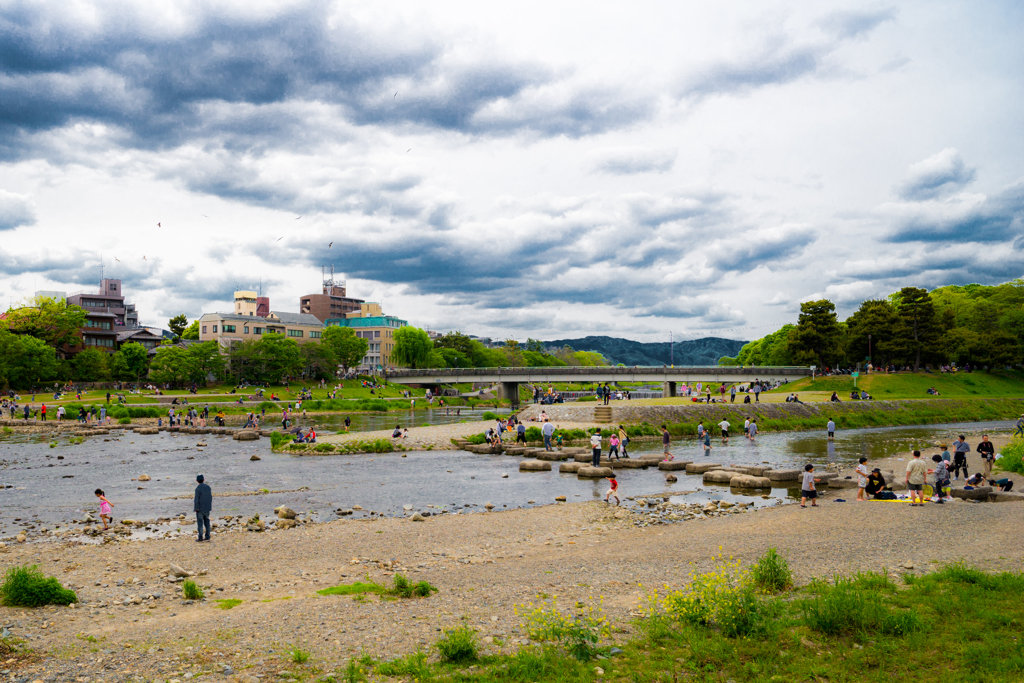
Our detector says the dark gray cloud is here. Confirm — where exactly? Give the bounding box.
[0,0,651,163]
[896,148,977,201]
[886,180,1024,243]
[0,189,34,230]
[705,227,817,271]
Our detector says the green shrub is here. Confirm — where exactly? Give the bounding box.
[290,647,311,664]
[344,658,366,683]
[997,438,1024,474]
[881,610,923,636]
[436,625,478,664]
[375,650,430,678]
[577,396,597,402]
[390,574,437,598]
[313,443,336,453]
[751,548,793,593]
[481,411,499,420]
[118,416,131,425]
[800,580,886,636]
[466,433,487,445]
[524,426,543,441]
[269,431,290,450]
[182,580,204,600]
[0,565,78,607]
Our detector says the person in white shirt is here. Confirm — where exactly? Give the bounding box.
[855,456,871,502]
[827,419,836,440]
[717,419,731,443]
[590,432,602,467]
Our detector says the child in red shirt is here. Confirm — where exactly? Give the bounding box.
[605,475,620,506]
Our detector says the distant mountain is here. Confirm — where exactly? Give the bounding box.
[544,335,747,367]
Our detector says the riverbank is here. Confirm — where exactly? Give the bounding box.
[2,493,1023,682]
[520,397,1024,433]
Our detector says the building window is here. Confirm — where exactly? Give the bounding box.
[309,330,321,338]
[109,284,117,291]
[202,326,207,334]
[375,330,381,338]
[223,325,236,333]
[253,327,263,335]
[84,337,114,348]
[212,325,218,333]
[244,326,249,334]
[288,329,303,338]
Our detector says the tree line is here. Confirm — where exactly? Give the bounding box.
[720,281,1024,370]
[390,329,608,368]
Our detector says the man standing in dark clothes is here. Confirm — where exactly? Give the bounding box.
[952,435,970,480]
[194,475,212,542]
[976,434,995,478]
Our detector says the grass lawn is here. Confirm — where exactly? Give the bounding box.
[346,560,1024,683]
[772,369,1024,400]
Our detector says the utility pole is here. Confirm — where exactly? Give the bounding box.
[670,331,674,367]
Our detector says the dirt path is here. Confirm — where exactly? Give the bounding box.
[4,485,1024,682]
[320,420,600,450]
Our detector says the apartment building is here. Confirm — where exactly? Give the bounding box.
[67,278,140,328]
[325,302,407,371]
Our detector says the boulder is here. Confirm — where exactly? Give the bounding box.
[734,465,773,476]
[613,459,648,469]
[952,486,991,501]
[703,470,735,484]
[249,454,261,461]
[519,459,552,472]
[554,495,567,502]
[275,506,297,520]
[577,466,614,478]
[535,450,568,461]
[559,462,585,473]
[730,475,772,489]
[814,472,839,484]
[828,477,858,489]
[484,502,495,510]
[138,428,159,435]
[275,518,297,530]
[574,453,595,463]
[658,461,689,471]
[665,474,678,482]
[988,491,1024,503]
[246,520,265,532]
[685,463,723,474]
[411,513,426,521]
[168,563,192,578]
[767,469,801,482]
[137,474,151,482]
[233,430,259,441]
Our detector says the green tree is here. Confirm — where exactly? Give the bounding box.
[301,343,336,379]
[109,342,150,382]
[187,340,226,383]
[434,331,476,357]
[789,300,842,368]
[392,327,434,368]
[525,338,545,353]
[3,296,87,348]
[181,320,200,340]
[253,333,304,382]
[71,348,111,382]
[168,314,188,339]
[436,347,470,368]
[149,346,191,385]
[321,326,369,372]
[0,328,58,388]
[893,287,938,371]
[845,299,901,367]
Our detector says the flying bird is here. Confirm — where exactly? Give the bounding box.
[157,222,161,227]
[394,92,398,98]
[277,236,284,241]
[201,214,209,218]
[115,257,120,262]
[295,216,302,220]
[406,149,411,153]
[328,242,333,248]
[143,255,147,260]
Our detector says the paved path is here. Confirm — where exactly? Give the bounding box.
[321,419,601,450]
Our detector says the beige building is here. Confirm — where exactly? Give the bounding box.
[199,292,324,347]
[325,302,407,371]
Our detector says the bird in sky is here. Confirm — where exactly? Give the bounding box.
[277,237,284,241]
[328,242,333,248]
[406,149,411,153]
[157,222,161,227]
[115,257,120,262]
[201,214,209,218]
[394,92,398,98]
[143,255,147,260]
[295,216,302,220]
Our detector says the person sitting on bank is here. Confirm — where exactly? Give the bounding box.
[392,424,403,439]
[830,392,841,402]
[865,468,888,498]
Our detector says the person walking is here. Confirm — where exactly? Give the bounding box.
[747,419,758,440]
[827,419,836,440]
[855,457,870,502]
[702,428,712,456]
[1016,414,1024,437]
[194,474,212,542]
[618,425,629,458]
[905,450,928,506]
[604,474,620,506]
[952,435,970,480]
[516,422,526,444]
[730,384,736,403]
[977,434,995,478]
[542,420,555,451]
[590,431,602,467]
[40,403,47,421]
[717,418,730,443]
[753,382,761,403]
[800,464,820,508]
[608,433,621,460]
[95,489,115,530]
[660,425,672,461]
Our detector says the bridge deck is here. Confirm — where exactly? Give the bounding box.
[385,366,811,384]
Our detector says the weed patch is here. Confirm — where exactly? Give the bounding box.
[214,599,242,610]
[436,625,478,664]
[0,565,77,607]
[181,580,204,600]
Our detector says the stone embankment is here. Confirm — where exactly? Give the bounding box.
[518,397,1024,426]
[0,419,271,439]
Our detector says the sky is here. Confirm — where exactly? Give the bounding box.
[0,0,1021,343]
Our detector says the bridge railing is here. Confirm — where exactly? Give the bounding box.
[384,366,812,377]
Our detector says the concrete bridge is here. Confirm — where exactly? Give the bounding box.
[385,366,813,407]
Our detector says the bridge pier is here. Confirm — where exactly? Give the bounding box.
[663,381,677,398]
[498,381,521,409]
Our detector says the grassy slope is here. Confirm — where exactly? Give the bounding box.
[770,369,1024,400]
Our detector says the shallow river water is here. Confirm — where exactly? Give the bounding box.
[0,419,1012,539]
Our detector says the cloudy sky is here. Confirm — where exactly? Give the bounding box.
[0,0,1021,342]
